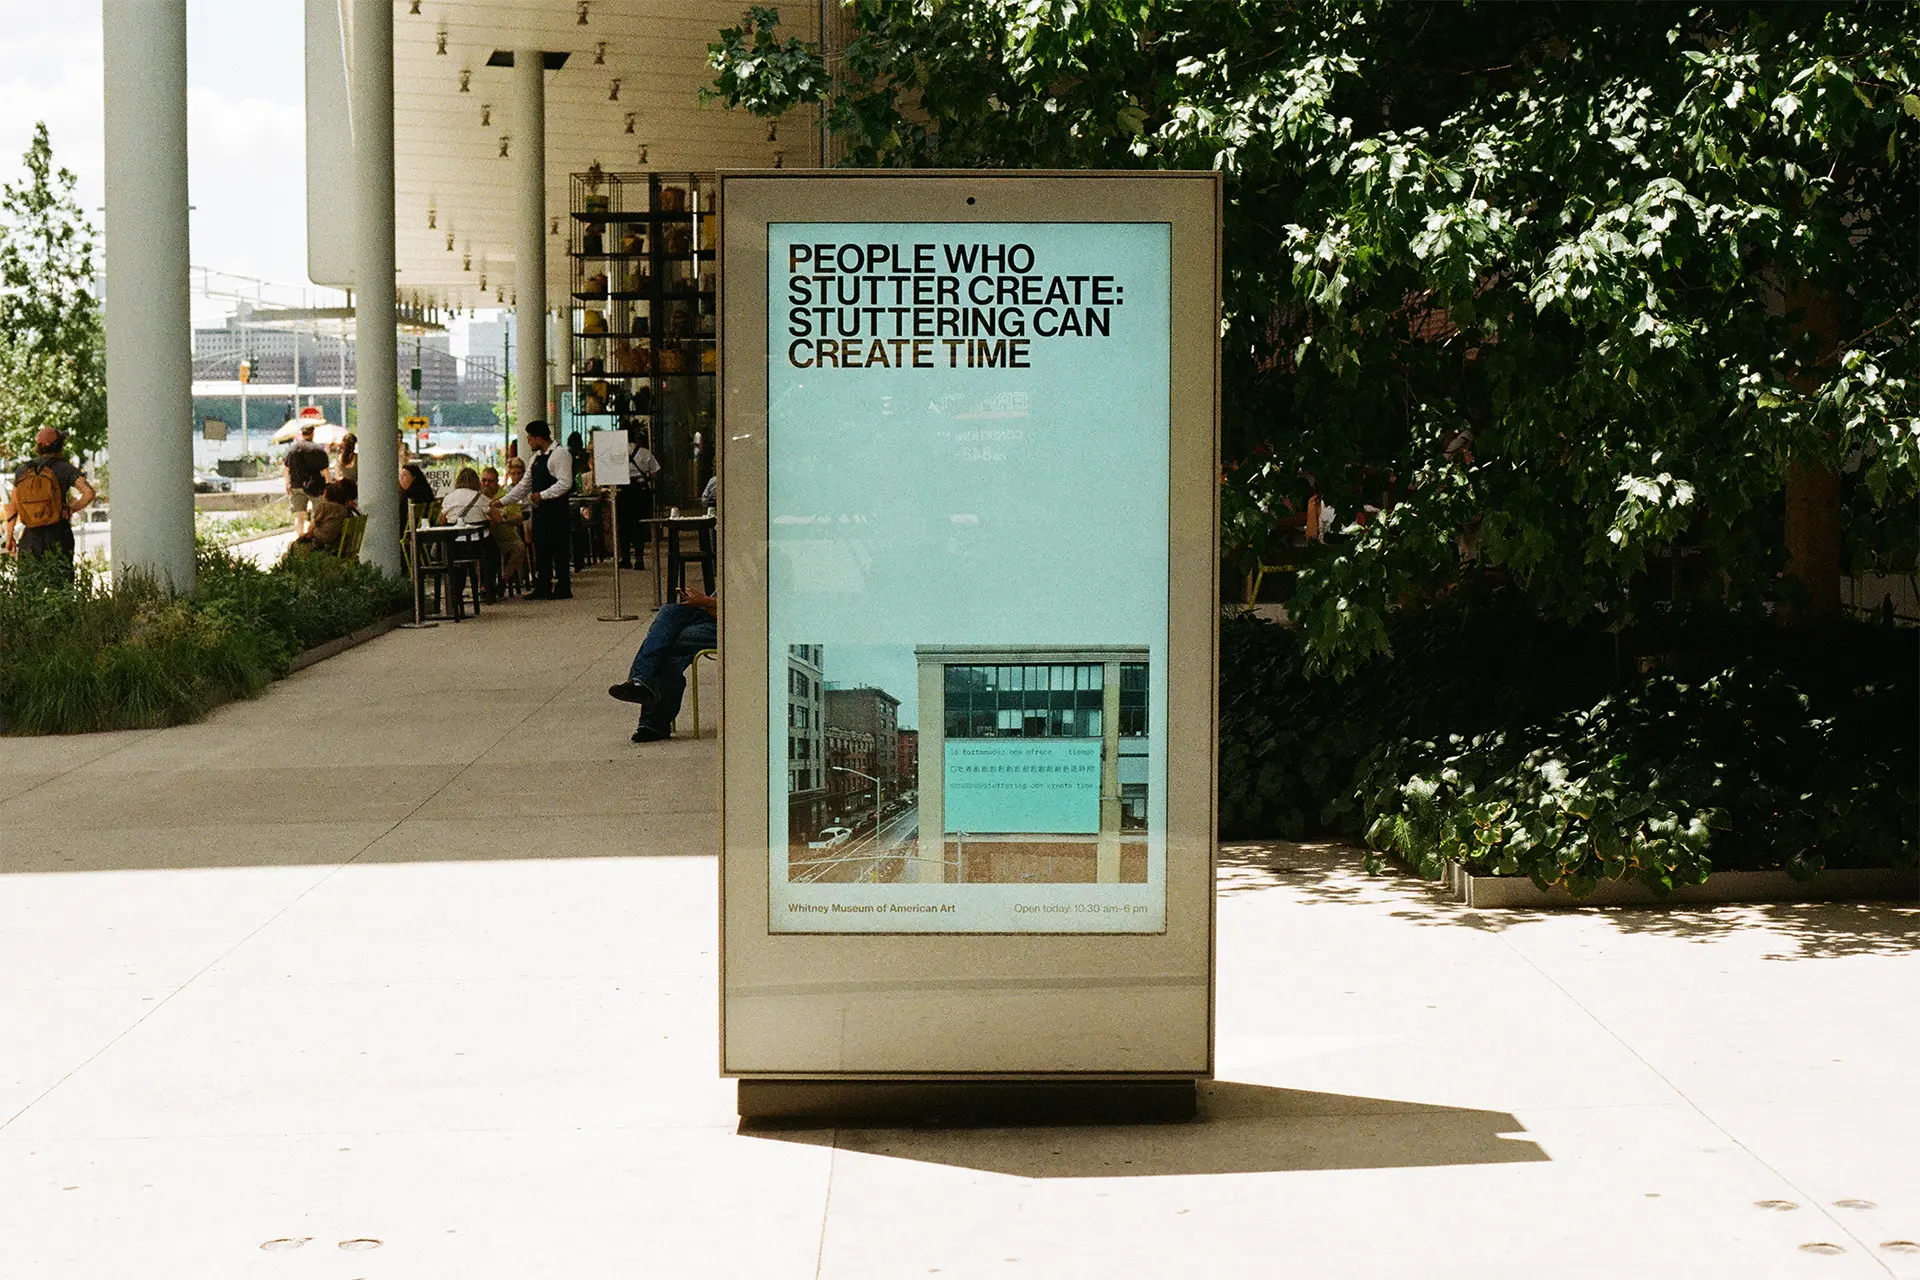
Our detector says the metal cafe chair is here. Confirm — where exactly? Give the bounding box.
[413,525,485,621]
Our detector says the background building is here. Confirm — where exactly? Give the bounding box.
[824,685,900,797]
[462,354,501,403]
[824,725,877,820]
[190,306,504,441]
[913,646,1150,885]
[786,646,827,837]
[896,727,919,791]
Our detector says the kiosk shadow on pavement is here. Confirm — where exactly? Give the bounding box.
[744,1082,1548,1177]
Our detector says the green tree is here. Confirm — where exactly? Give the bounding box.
[0,122,106,459]
[710,2,1920,673]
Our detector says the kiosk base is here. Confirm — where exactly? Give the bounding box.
[736,1079,1199,1128]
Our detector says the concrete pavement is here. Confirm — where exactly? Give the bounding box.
[0,566,1915,1277]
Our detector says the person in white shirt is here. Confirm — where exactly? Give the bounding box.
[440,467,498,525]
[501,420,573,599]
[617,433,661,570]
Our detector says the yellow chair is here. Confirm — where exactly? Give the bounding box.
[336,514,368,560]
[682,648,719,738]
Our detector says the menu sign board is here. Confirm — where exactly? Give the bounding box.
[764,222,1171,934]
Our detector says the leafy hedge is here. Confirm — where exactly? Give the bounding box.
[0,547,407,734]
[1219,600,1916,896]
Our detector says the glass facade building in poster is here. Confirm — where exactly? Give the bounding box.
[765,222,1171,933]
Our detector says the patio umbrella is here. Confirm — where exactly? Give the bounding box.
[270,421,349,447]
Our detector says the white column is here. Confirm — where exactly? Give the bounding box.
[353,0,400,574]
[513,49,547,443]
[102,0,195,592]
[1096,662,1123,883]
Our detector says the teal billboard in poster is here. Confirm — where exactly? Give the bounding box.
[944,739,1102,835]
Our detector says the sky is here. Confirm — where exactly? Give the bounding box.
[0,1,492,352]
[0,3,313,315]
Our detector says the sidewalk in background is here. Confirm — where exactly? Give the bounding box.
[0,566,1913,1277]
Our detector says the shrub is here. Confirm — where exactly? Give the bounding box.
[0,546,407,734]
[194,500,293,547]
[1219,600,1916,895]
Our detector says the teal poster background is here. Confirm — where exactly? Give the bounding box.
[766,221,1170,933]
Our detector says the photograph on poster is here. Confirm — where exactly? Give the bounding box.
[783,644,1152,887]
[766,220,1171,933]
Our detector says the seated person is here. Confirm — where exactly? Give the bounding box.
[397,462,435,515]
[607,587,717,742]
[289,479,357,557]
[480,465,528,594]
[440,467,497,525]
[440,466,501,598]
[502,455,535,567]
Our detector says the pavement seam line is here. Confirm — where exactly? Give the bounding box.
[814,1134,838,1280]
[0,818,406,1134]
[0,726,164,809]
[0,595,655,1135]
[1491,930,1893,1274]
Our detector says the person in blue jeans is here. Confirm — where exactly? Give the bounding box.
[608,587,716,742]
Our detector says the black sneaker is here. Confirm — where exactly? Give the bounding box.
[631,724,671,743]
[608,679,659,706]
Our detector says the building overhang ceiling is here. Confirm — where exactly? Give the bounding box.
[310,0,820,314]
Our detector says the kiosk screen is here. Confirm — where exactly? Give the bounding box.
[766,222,1171,934]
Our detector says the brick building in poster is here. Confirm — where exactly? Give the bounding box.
[823,686,900,795]
[896,728,919,788]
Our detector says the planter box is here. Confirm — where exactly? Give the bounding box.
[195,491,280,513]
[1445,861,1917,909]
[286,612,408,674]
[214,457,267,479]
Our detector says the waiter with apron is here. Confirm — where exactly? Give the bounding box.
[502,420,573,599]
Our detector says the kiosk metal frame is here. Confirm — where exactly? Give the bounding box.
[718,171,1220,1096]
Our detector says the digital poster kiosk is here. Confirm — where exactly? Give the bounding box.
[719,172,1220,1115]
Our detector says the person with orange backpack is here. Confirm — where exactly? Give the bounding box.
[2,427,97,582]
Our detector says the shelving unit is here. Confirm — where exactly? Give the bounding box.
[567,169,717,510]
